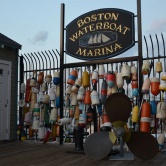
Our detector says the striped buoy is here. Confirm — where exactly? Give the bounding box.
[55,85,60,108]
[82,70,90,88]
[67,69,78,85]
[71,78,82,93]
[155,61,163,73]
[121,63,131,80]
[37,72,44,84]
[106,71,116,88]
[156,101,166,119]
[102,114,111,127]
[140,102,151,133]
[50,107,58,123]
[45,74,52,83]
[84,90,91,105]
[53,71,60,85]
[132,106,139,123]
[90,90,100,105]
[77,86,85,101]
[142,78,151,94]
[33,103,40,116]
[131,64,138,81]
[141,60,150,75]
[150,77,160,96]
[91,69,98,85]
[131,81,138,97]
[99,64,105,79]
[101,79,107,105]
[78,113,87,128]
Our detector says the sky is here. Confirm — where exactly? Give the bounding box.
[1,0,166,63]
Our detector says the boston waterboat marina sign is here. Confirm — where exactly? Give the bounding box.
[66,8,135,61]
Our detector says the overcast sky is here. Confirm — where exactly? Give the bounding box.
[1,0,166,62]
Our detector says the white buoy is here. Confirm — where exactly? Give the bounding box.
[58,118,71,126]
[121,63,131,80]
[38,127,46,140]
[77,86,85,101]
[99,64,105,79]
[42,94,50,104]
[156,101,166,119]
[71,92,77,106]
[50,107,58,123]
[90,90,100,105]
[32,117,39,130]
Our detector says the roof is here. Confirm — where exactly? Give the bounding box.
[0,33,22,49]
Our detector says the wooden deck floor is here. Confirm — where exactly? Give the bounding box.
[0,140,166,166]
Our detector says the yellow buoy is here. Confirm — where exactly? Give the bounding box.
[82,70,90,88]
[132,105,139,123]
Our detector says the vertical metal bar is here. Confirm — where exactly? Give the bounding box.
[45,50,52,74]
[37,52,45,71]
[52,49,59,69]
[32,52,41,71]
[48,50,55,69]
[155,34,160,61]
[30,53,38,71]
[59,3,65,145]
[161,33,166,71]
[41,51,48,74]
[137,0,143,106]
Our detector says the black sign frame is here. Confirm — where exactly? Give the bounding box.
[66,8,135,61]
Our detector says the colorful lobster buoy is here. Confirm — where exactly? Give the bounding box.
[50,108,58,123]
[77,86,85,101]
[71,78,82,93]
[98,64,105,79]
[55,85,60,108]
[70,92,77,106]
[84,89,91,105]
[142,78,151,94]
[121,63,131,80]
[33,103,40,116]
[132,105,139,123]
[82,70,90,88]
[131,64,138,81]
[37,72,44,85]
[42,94,50,104]
[53,71,60,85]
[106,71,116,88]
[156,101,166,119]
[150,100,157,115]
[116,72,124,89]
[38,127,46,140]
[67,69,78,85]
[161,72,166,81]
[25,78,31,103]
[78,113,87,128]
[155,61,163,73]
[150,77,160,96]
[140,102,151,133]
[91,69,98,85]
[90,90,100,105]
[45,74,52,83]
[101,79,107,105]
[141,60,150,75]
[131,81,138,97]
[157,133,165,150]
[102,113,111,128]
[87,106,94,122]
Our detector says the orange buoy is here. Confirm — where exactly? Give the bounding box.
[37,72,44,84]
[150,77,160,96]
[84,89,91,105]
[140,102,151,133]
[67,69,78,85]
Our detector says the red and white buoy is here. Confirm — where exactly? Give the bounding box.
[98,64,105,79]
[91,69,98,85]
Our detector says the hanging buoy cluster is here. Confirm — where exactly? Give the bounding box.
[18,70,61,142]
